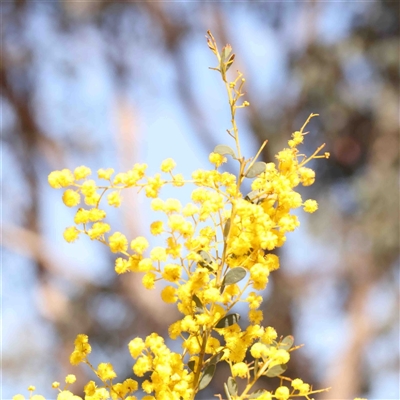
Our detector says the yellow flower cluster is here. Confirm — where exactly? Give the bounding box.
[41,116,329,399]
[14,31,363,400]
[70,334,91,365]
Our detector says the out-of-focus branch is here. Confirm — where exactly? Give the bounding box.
[321,280,375,399]
[3,223,86,285]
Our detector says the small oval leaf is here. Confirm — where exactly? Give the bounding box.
[208,351,223,366]
[223,383,232,400]
[198,250,211,263]
[223,267,247,286]
[198,364,216,391]
[221,45,232,62]
[244,190,267,205]
[214,144,236,158]
[197,250,214,271]
[192,294,204,312]
[279,335,294,350]
[188,360,196,372]
[264,364,287,378]
[245,162,267,178]
[227,377,238,396]
[223,218,231,240]
[248,389,267,399]
[215,313,240,329]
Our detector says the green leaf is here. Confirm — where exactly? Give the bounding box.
[214,144,236,158]
[279,335,294,350]
[198,250,211,263]
[248,389,267,399]
[207,351,223,366]
[220,44,232,62]
[227,377,238,396]
[264,364,287,378]
[244,190,267,205]
[197,250,214,271]
[223,218,231,240]
[223,267,247,286]
[188,360,196,372]
[198,363,216,391]
[223,383,232,400]
[215,313,240,329]
[245,162,267,178]
[219,45,233,80]
[192,294,204,313]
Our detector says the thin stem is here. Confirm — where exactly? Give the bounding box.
[193,330,209,393]
[242,139,268,184]
[300,113,319,134]
[224,80,242,160]
[299,143,326,167]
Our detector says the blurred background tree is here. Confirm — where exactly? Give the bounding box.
[3,1,398,399]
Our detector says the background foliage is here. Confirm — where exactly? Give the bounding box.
[3,1,399,399]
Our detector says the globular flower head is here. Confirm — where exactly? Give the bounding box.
[275,386,290,400]
[74,166,91,180]
[48,169,74,189]
[160,158,176,173]
[303,199,318,213]
[108,232,128,253]
[231,362,249,378]
[65,374,76,384]
[63,227,80,243]
[97,362,117,381]
[62,190,81,207]
[129,337,146,359]
[208,152,227,168]
[98,168,114,180]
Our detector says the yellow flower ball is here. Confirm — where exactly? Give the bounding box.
[108,232,128,253]
[160,158,176,173]
[262,326,277,344]
[97,362,117,381]
[231,362,248,378]
[107,191,121,207]
[62,190,81,207]
[65,374,76,384]
[81,180,97,197]
[128,338,145,359]
[48,169,74,188]
[63,227,80,243]
[208,152,227,168]
[115,258,130,274]
[74,166,91,180]
[275,386,290,400]
[97,168,114,180]
[303,199,318,213]
[161,286,177,303]
[130,237,149,255]
[299,167,315,186]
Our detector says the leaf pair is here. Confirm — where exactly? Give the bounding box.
[206,31,235,81]
[220,45,235,81]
